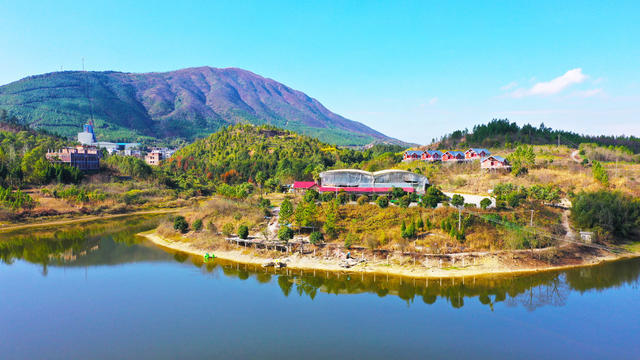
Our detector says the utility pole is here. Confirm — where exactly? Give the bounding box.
[530,210,534,227]
[458,207,461,231]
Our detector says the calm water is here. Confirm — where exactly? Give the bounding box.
[1,216,639,359]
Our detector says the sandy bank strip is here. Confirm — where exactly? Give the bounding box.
[141,232,640,279]
[0,208,183,233]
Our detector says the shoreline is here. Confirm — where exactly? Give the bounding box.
[140,231,640,279]
[0,208,182,233]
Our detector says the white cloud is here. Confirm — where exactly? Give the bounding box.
[570,88,603,98]
[419,97,438,107]
[508,68,588,98]
[500,81,518,91]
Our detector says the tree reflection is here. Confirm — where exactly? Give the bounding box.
[197,257,640,311]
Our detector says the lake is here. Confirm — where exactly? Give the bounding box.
[1,215,638,359]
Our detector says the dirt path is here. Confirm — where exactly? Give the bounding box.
[571,150,582,163]
[0,208,182,233]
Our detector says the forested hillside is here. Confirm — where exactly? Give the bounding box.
[161,124,402,194]
[437,119,640,153]
[0,67,404,146]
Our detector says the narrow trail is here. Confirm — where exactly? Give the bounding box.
[0,208,182,233]
[570,150,582,163]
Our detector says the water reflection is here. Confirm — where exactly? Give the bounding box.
[0,215,169,275]
[1,217,639,311]
[195,256,640,311]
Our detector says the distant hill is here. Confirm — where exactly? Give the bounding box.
[436,119,640,153]
[0,67,405,146]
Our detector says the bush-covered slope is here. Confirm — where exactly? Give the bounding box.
[160,124,400,193]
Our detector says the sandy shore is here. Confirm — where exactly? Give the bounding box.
[141,232,640,279]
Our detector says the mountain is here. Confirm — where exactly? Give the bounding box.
[0,67,404,146]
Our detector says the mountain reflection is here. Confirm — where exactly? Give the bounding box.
[1,216,638,311]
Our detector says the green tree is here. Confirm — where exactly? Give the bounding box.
[295,200,318,228]
[192,219,203,231]
[571,190,640,240]
[507,145,536,176]
[592,161,609,186]
[323,199,339,238]
[173,216,189,233]
[237,224,249,239]
[451,194,464,207]
[309,231,324,245]
[255,171,266,195]
[278,225,294,242]
[279,198,294,224]
[417,216,424,230]
[480,198,492,209]
[377,195,389,208]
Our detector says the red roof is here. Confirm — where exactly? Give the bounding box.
[318,186,414,193]
[293,181,317,189]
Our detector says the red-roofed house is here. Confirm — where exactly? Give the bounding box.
[293,181,318,193]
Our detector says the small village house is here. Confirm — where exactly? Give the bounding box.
[46,146,100,171]
[442,150,465,162]
[144,150,164,166]
[465,148,491,160]
[403,150,424,162]
[481,155,511,170]
[421,150,443,162]
[292,181,317,193]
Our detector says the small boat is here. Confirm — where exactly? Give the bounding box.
[204,253,215,261]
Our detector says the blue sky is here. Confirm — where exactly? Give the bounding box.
[1,1,638,143]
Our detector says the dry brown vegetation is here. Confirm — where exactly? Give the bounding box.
[317,201,565,253]
[398,145,640,197]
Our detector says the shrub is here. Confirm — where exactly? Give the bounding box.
[417,216,424,230]
[377,195,389,208]
[592,161,609,186]
[337,190,349,204]
[173,216,189,233]
[571,190,640,240]
[192,219,203,232]
[222,223,235,236]
[398,195,411,208]
[391,187,406,199]
[357,195,369,205]
[303,189,319,203]
[278,225,294,242]
[320,192,335,202]
[451,194,464,207]
[344,233,357,249]
[237,225,249,239]
[309,231,324,245]
[207,221,217,233]
[480,198,492,209]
